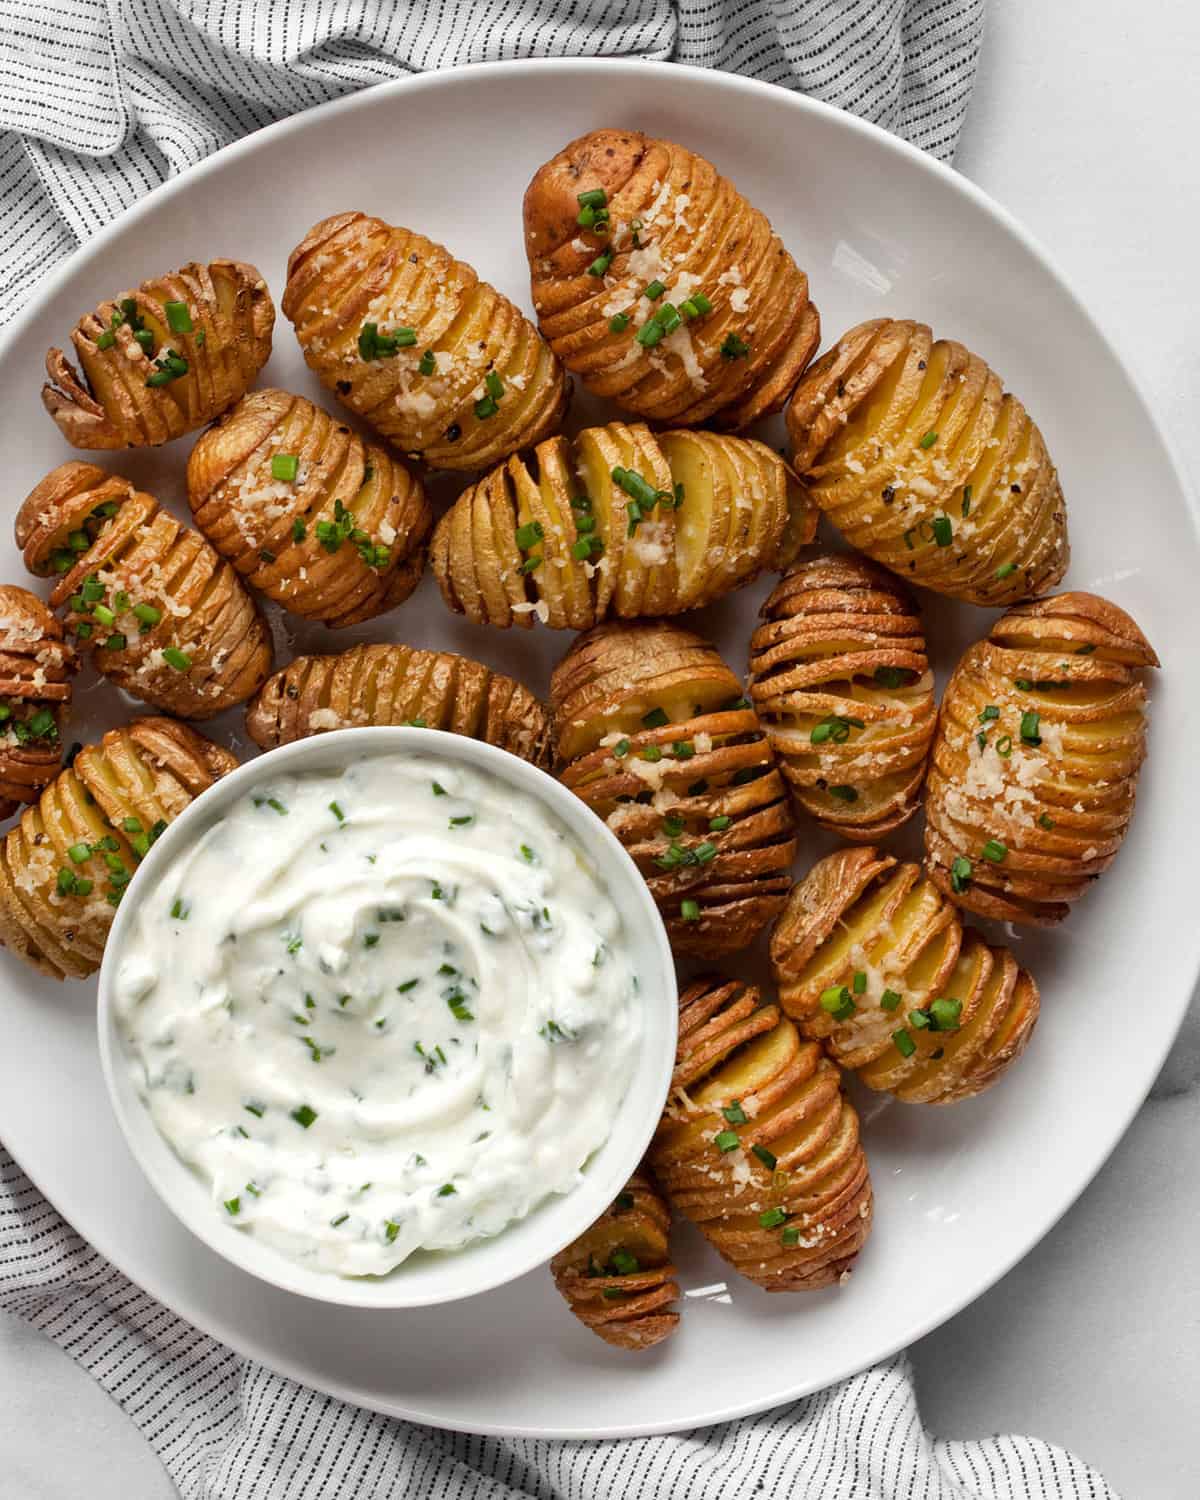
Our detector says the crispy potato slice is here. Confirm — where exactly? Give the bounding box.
[924,592,1157,924]
[16,462,271,719]
[651,977,872,1292]
[770,844,1040,1103]
[786,317,1069,605]
[550,1170,680,1350]
[245,643,550,767]
[749,554,936,838]
[0,719,236,980]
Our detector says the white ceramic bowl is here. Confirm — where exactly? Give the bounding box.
[97,727,677,1308]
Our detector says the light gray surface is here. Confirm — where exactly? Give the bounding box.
[1,2,1197,1495]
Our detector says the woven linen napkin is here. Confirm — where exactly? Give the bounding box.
[0,3,1121,1497]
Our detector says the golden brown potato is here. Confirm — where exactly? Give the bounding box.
[187,389,431,628]
[650,976,872,1292]
[770,846,1039,1103]
[282,212,568,471]
[551,621,796,958]
[749,555,936,839]
[924,592,1157,925]
[0,718,237,980]
[0,587,75,819]
[786,318,1069,606]
[246,643,552,768]
[16,462,272,719]
[42,260,273,450]
[550,1170,680,1350]
[524,129,819,429]
[432,421,814,631]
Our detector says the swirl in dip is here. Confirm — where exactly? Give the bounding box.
[114,753,642,1276]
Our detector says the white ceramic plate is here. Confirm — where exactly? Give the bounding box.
[0,59,1196,1438]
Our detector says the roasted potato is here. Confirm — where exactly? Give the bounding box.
[282,212,568,471]
[924,592,1157,925]
[0,587,75,819]
[433,421,813,630]
[771,846,1039,1103]
[786,318,1069,605]
[650,976,872,1292]
[246,643,552,768]
[524,129,819,429]
[550,1170,680,1350]
[187,389,431,628]
[551,621,796,957]
[42,260,273,450]
[748,554,936,838]
[17,462,271,719]
[0,718,237,980]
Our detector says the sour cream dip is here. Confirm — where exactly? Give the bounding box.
[113,752,643,1277]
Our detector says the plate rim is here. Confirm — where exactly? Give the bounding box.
[2,54,1198,1438]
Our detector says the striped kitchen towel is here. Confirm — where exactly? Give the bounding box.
[0,2,1120,1497]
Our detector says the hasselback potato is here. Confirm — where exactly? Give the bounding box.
[432,421,813,630]
[187,389,431,628]
[42,259,273,450]
[0,718,237,980]
[924,592,1157,925]
[0,587,75,819]
[16,462,271,718]
[786,318,1069,606]
[748,555,936,838]
[650,976,872,1291]
[550,1170,680,1350]
[524,129,819,429]
[551,621,796,957]
[770,846,1039,1103]
[282,212,568,471]
[245,643,552,768]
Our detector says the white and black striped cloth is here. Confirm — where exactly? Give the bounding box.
[0,3,1120,1496]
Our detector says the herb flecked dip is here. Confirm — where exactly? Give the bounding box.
[114,754,642,1276]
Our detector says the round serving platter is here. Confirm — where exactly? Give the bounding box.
[0,58,1196,1438]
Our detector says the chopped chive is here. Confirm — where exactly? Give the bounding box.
[418,348,437,376]
[576,187,607,210]
[437,1183,457,1197]
[852,971,867,995]
[720,332,750,360]
[244,1102,264,1118]
[449,815,473,828]
[290,1104,318,1129]
[880,989,902,1011]
[643,279,666,301]
[919,431,938,449]
[781,1225,801,1247]
[723,1101,748,1125]
[819,985,855,1021]
[1038,813,1056,830]
[714,1129,740,1153]
[224,1197,240,1216]
[515,520,544,550]
[164,301,193,334]
[271,453,299,482]
[93,604,115,627]
[587,250,613,277]
[329,801,345,823]
[67,842,91,864]
[709,815,731,831]
[893,1028,916,1058]
[929,997,963,1031]
[758,1207,788,1229]
[995,734,1013,757]
[612,739,630,759]
[474,395,499,420]
[485,370,504,401]
[518,554,541,573]
[950,855,972,893]
[981,838,1007,863]
[680,898,701,922]
[979,704,1000,722]
[635,318,664,347]
[995,562,1017,579]
[751,1144,777,1170]
[1020,710,1042,745]
[609,312,630,333]
[103,631,125,650]
[961,484,973,516]
[908,1009,931,1030]
[931,515,953,547]
[162,646,191,672]
[132,602,161,626]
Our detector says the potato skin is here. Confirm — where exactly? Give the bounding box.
[650,976,872,1292]
[432,421,812,631]
[749,554,936,839]
[924,592,1157,925]
[187,389,431,628]
[770,846,1040,1103]
[282,212,568,471]
[786,318,1069,606]
[42,260,273,450]
[0,587,76,819]
[0,718,237,980]
[550,621,796,958]
[245,643,552,769]
[16,462,271,719]
[550,1170,680,1350]
[524,129,819,429]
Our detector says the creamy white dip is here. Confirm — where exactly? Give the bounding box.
[114,753,642,1276]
